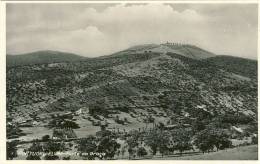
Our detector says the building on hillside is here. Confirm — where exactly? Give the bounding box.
[75,107,89,115]
[231,126,244,133]
[230,126,244,138]
[32,121,39,126]
[100,121,108,131]
[164,124,178,130]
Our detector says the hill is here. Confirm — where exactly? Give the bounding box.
[110,43,215,60]
[6,43,257,141]
[206,55,257,79]
[7,50,86,67]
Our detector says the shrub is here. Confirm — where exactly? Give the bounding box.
[97,136,120,159]
[7,140,18,160]
[251,135,258,144]
[77,136,97,160]
[63,156,71,160]
[137,147,147,157]
[44,155,59,160]
[42,135,50,141]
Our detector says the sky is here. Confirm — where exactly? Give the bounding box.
[6,3,258,59]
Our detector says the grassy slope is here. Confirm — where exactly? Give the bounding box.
[206,55,257,79]
[158,145,258,160]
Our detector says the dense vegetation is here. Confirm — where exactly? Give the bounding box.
[6,44,257,160]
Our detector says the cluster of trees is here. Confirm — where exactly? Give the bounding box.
[7,140,18,160]
[89,102,109,118]
[77,134,120,160]
[192,118,233,153]
[6,122,242,160]
[145,130,171,156]
[24,140,66,160]
[120,128,193,159]
[47,115,80,139]
[221,113,254,125]
[124,120,233,159]
[78,70,123,88]
[194,128,232,153]
[48,117,80,130]
[128,76,166,93]
[7,139,67,160]
[114,115,130,125]
[7,123,26,139]
[126,130,140,159]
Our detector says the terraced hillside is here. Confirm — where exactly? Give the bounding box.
[6,43,257,140]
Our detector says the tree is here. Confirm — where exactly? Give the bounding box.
[121,145,126,158]
[159,144,168,157]
[194,127,231,153]
[157,122,165,131]
[48,116,79,139]
[77,136,97,160]
[127,147,137,160]
[47,118,63,129]
[252,135,258,144]
[24,140,43,160]
[42,135,50,142]
[62,156,71,160]
[96,136,120,159]
[62,120,80,129]
[171,129,193,155]
[43,140,65,160]
[192,119,207,133]
[126,131,139,159]
[194,129,214,153]
[137,147,147,158]
[213,129,232,150]
[127,130,139,147]
[7,124,25,139]
[47,116,80,130]
[115,115,120,121]
[44,154,60,160]
[89,100,108,117]
[7,140,18,160]
[49,119,80,130]
[145,130,169,156]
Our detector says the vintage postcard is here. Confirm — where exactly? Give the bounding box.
[1,0,258,162]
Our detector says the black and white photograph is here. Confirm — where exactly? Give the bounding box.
[5,1,258,160]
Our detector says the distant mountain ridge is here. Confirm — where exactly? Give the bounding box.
[7,43,256,68]
[7,50,86,67]
[8,43,216,67]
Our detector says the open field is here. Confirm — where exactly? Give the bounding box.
[154,145,258,160]
[17,127,52,141]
